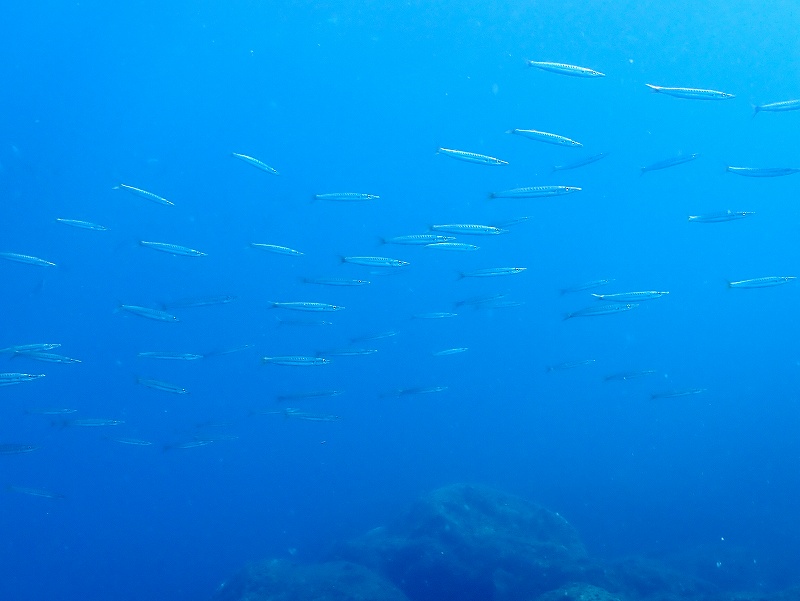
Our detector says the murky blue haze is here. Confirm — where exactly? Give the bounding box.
[1,1,799,600]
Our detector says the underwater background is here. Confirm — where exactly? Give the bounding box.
[1,1,799,600]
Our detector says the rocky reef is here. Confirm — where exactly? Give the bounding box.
[209,484,794,601]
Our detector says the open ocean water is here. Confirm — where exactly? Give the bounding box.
[1,1,799,600]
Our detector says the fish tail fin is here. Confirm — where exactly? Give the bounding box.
[562,312,574,321]
[751,104,760,117]
[645,83,659,93]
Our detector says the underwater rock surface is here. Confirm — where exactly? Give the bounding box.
[211,484,797,601]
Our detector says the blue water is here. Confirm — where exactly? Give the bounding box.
[2,1,799,599]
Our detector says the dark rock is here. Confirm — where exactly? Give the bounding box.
[333,484,592,601]
[210,558,411,601]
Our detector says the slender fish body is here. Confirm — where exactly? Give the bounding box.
[263,356,330,366]
[688,211,755,223]
[753,99,800,115]
[114,184,174,206]
[527,61,605,78]
[436,148,508,165]
[726,166,800,177]
[728,276,796,288]
[553,153,609,172]
[641,153,700,174]
[55,218,107,231]
[315,193,379,201]
[119,305,179,322]
[342,256,409,268]
[490,186,581,199]
[251,243,304,256]
[564,303,639,320]
[506,128,582,147]
[460,267,526,278]
[231,152,279,175]
[591,291,668,302]
[0,252,56,267]
[431,224,506,235]
[645,84,734,100]
[140,241,207,257]
[269,301,344,312]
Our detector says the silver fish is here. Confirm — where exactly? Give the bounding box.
[726,166,800,177]
[592,291,669,302]
[547,359,596,372]
[553,152,609,172]
[160,295,237,309]
[564,303,639,320]
[728,276,796,289]
[413,312,457,319]
[7,485,65,499]
[506,128,582,147]
[560,279,614,295]
[432,347,468,356]
[641,153,700,174]
[645,84,734,100]
[302,277,370,286]
[460,267,526,278]
[137,378,189,394]
[604,370,657,382]
[13,351,81,364]
[0,343,61,354]
[0,444,40,454]
[139,241,207,257]
[119,305,179,322]
[251,243,304,256]
[688,211,755,223]
[381,234,455,245]
[270,301,344,312]
[276,390,344,402]
[342,256,409,268]
[55,218,107,231]
[431,224,506,235]
[650,388,706,399]
[424,242,480,251]
[65,418,125,427]
[231,152,279,175]
[315,192,379,201]
[0,252,56,267]
[527,61,605,78]
[114,183,174,206]
[436,148,508,165]
[263,356,330,366]
[0,373,45,386]
[753,99,800,116]
[137,351,204,361]
[489,186,581,199]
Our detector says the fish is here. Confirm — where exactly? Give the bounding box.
[436,148,508,165]
[0,373,45,386]
[164,439,215,450]
[430,224,506,235]
[390,386,449,397]
[276,390,344,402]
[12,351,81,364]
[413,312,457,319]
[113,183,174,206]
[316,348,378,357]
[283,408,341,421]
[728,276,796,288]
[560,279,614,295]
[489,186,581,199]
[269,301,344,312]
[641,153,700,174]
[752,99,800,116]
[564,303,639,320]
[454,293,507,307]
[432,347,469,356]
[314,192,379,201]
[250,243,304,256]
[341,256,409,268]
[7,485,65,499]
[55,218,107,231]
[527,61,605,78]
[459,267,526,278]
[0,444,40,454]
[106,437,154,446]
[24,408,78,415]
[688,211,755,223]
[547,359,596,372]
[726,166,800,177]
[302,277,371,286]
[381,234,455,245]
[139,241,207,257]
[650,388,706,399]
[350,330,399,343]
[160,295,237,309]
[553,152,609,172]
[645,84,734,100]
[64,419,125,427]
[493,216,532,228]
[506,128,582,147]
[119,305,179,322]
[592,291,669,302]
[604,370,657,382]
[0,343,61,354]
[262,356,330,366]
[137,378,189,394]
[424,242,480,251]
[137,351,204,360]
[231,152,279,175]
[0,252,56,267]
